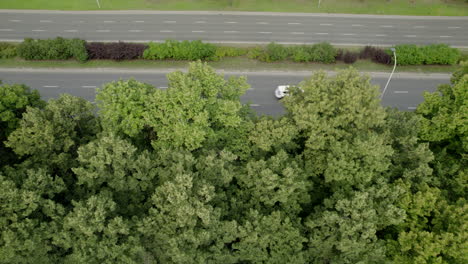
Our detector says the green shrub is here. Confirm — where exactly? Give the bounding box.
[215,46,247,59]
[143,41,171,60]
[246,46,264,60]
[422,44,460,65]
[309,42,336,63]
[394,44,459,65]
[258,42,290,62]
[0,43,17,59]
[69,39,88,62]
[292,46,311,62]
[143,40,216,61]
[17,37,88,62]
[394,44,424,65]
[290,43,336,63]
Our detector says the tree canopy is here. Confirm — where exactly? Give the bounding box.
[0,62,466,263]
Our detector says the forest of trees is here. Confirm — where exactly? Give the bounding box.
[0,62,466,263]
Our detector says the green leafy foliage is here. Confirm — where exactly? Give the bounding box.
[143,40,216,61]
[55,193,144,264]
[395,44,460,65]
[417,74,467,200]
[97,61,252,155]
[5,94,99,173]
[0,83,44,142]
[73,134,158,216]
[451,60,468,84]
[0,42,17,59]
[1,64,466,264]
[233,211,307,263]
[0,169,66,264]
[214,46,247,60]
[17,37,88,62]
[280,69,408,262]
[262,42,291,62]
[261,42,336,63]
[96,78,155,138]
[307,42,337,63]
[0,83,45,165]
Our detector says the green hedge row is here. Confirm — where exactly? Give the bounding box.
[143,40,216,60]
[394,44,460,65]
[247,42,337,63]
[17,37,87,62]
[0,43,17,59]
[3,38,462,67]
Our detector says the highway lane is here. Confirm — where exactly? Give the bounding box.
[1,10,467,47]
[0,69,450,116]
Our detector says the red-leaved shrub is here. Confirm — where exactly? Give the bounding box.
[343,52,358,64]
[86,42,147,60]
[360,46,392,64]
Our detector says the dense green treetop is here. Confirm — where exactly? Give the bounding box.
[0,82,45,164]
[0,62,466,263]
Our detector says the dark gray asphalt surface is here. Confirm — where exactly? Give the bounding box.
[0,70,450,116]
[1,11,467,47]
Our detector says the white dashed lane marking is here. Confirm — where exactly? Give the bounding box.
[342,33,356,36]
[160,30,174,33]
[0,29,13,31]
[8,20,22,22]
[440,36,452,38]
[408,106,417,110]
[82,86,97,88]
[225,21,237,24]
[315,32,328,35]
[133,21,145,23]
[164,21,176,23]
[129,30,143,32]
[320,23,333,26]
[32,29,46,32]
[103,21,116,23]
[352,24,363,27]
[39,20,52,23]
[291,32,305,34]
[448,26,461,29]
[96,30,110,32]
[43,85,58,88]
[64,30,78,32]
[192,30,205,33]
[380,25,394,28]
[376,34,387,37]
[405,35,417,37]
[288,22,301,25]
[257,22,269,24]
[394,91,409,94]
[195,21,206,23]
[250,104,261,107]
[224,31,238,33]
[258,32,272,34]
[413,26,425,28]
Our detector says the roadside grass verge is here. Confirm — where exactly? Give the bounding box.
[0,57,460,73]
[1,0,467,16]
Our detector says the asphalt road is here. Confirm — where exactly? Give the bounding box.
[0,69,450,116]
[1,10,467,47]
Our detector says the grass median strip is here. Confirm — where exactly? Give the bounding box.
[1,0,467,16]
[0,57,459,73]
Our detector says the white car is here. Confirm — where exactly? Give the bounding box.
[275,85,290,99]
[275,85,303,99]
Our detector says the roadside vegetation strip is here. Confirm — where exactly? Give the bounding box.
[0,39,466,74]
[1,0,468,16]
[7,38,464,66]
